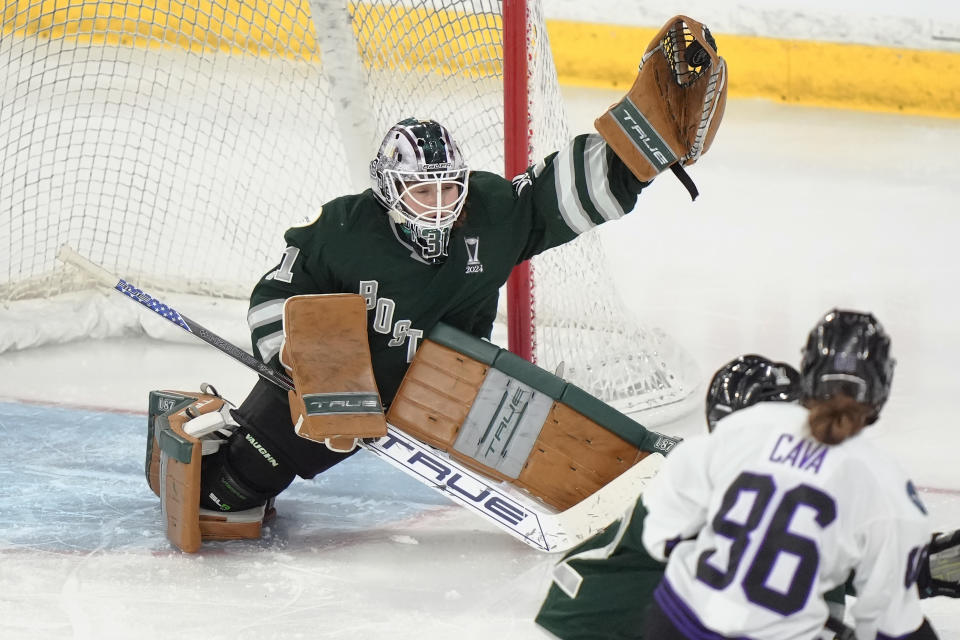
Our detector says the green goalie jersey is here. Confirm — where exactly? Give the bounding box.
[247,133,644,405]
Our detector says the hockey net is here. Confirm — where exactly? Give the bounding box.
[0,0,697,418]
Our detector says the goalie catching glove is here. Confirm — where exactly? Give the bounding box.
[595,15,727,200]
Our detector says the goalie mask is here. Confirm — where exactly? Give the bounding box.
[370,118,469,263]
[706,354,800,432]
[799,309,895,425]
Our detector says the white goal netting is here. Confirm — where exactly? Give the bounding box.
[0,0,698,418]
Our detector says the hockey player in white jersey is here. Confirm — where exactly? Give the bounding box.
[536,348,959,639]
[641,309,939,639]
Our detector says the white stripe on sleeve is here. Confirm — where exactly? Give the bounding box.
[255,330,285,363]
[583,134,626,221]
[247,300,285,331]
[554,140,595,235]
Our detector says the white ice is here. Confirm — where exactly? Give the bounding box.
[1,89,959,639]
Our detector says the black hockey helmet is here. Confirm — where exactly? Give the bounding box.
[799,309,895,425]
[706,354,800,432]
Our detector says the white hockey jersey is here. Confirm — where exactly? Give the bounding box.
[642,402,931,640]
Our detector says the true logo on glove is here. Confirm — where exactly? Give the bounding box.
[303,392,383,415]
[611,98,677,170]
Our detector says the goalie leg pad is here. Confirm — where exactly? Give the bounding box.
[281,294,387,450]
[147,388,228,497]
[150,388,281,552]
[147,390,201,497]
[388,325,679,511]
[154,390,224,552]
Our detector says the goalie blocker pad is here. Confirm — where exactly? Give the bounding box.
[595,14,727,198]
[147,389,275,552]
[281,294,387,451]
[386,324,680,511]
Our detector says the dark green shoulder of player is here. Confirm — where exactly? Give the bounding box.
[279,191,390,283]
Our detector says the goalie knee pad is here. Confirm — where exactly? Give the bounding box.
[146,385,287,552]
[199,427,296,512]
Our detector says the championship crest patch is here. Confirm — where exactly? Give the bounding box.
[464,237,483,274]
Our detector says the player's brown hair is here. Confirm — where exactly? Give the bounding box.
[804,394,873,445]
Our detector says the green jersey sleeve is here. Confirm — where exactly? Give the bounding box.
[514,133,646,261]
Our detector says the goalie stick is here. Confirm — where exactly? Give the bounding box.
[57,244,664,552]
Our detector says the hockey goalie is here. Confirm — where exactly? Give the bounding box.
[125,13,728,552]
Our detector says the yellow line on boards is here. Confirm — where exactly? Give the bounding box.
[547,20,960,119]
[3,1,958,118]
[1,0,320,60]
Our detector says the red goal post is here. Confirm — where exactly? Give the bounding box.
[503,0,534,362]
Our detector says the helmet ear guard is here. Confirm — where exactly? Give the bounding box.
[370,118,469,263]
[799,309,895,424]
